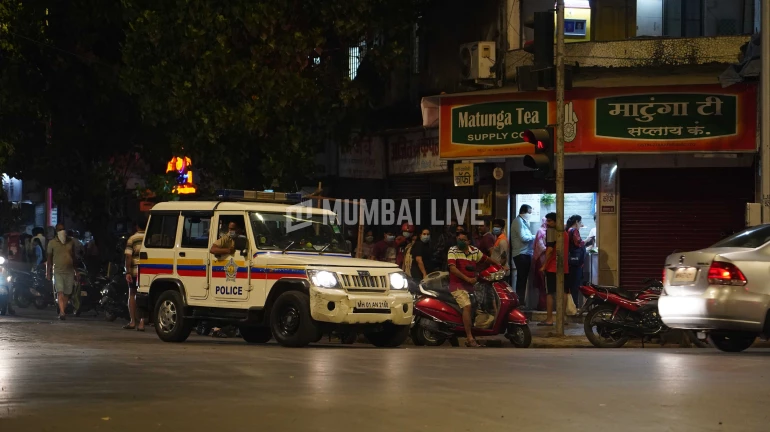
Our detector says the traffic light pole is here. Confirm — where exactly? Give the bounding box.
[554,0,566,336]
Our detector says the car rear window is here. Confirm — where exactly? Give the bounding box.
[711,225,770,249]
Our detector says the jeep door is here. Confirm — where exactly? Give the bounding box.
[209,212,251,304]
[177,211,212,302]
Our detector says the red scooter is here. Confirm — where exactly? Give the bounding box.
[410,264,531,348]
[579,280,706,348]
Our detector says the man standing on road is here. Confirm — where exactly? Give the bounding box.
[46,224,78,321]
[447,232,505,347]
[538,212,570,326]
[511,205,535,308]
[124,218,146,331]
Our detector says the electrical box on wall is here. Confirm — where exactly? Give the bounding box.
[746,203,761,227]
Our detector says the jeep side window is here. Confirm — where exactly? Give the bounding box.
[181,216,211,248]
[210,215,249,256]
[145,214,180,249]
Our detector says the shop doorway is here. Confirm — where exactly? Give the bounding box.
[512,192,597,310]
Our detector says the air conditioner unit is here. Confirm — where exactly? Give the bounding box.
[459,41,496,80]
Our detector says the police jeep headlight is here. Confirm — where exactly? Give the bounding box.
[0,256,5,265]
[6,276,11,283]
[306,270,340,289]
[389,272,408,290]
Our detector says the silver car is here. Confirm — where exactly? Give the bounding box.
[659,224,770,352]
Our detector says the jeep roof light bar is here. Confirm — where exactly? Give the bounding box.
[213,189,303,203]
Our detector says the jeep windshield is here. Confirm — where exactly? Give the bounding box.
[249,212,350,254]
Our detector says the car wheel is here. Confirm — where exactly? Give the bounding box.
[708,331,756,353]
[269,291,319,347]
[240,326,272,344]
[365,323,410,348]
[154,290,192,343]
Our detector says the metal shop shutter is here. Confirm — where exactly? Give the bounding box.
[619,167,754,290]
[387,175,433,200]
[509,167,599,194]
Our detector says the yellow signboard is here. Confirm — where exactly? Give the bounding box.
[453,162,474,187]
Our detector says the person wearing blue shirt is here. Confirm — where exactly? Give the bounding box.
[510,205,535,307]
[33,238,44,267]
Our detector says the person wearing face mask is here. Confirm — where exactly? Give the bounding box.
[396,223,415,268]
[210,221,238,257]
[511,205,535,308]
[358,229,375,259]
[46,224,78,320]
[409,228,435,282]
[489,219,509,267]
[372,231,397,263]
[447,232,505,347]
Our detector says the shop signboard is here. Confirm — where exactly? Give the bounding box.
[387,129,447,175]
[338,136,385,179]
[438,83,756,158]
[453,163,474,187]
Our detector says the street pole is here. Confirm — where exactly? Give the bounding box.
[762,0,770,222]
[554,0,566,336]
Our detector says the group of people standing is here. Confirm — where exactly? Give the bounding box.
[510,205,594,326]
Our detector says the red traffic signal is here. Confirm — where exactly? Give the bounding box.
[522,127,554,180]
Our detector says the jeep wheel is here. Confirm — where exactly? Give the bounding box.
[154,291,192,343]
[240,326,272,344]
[366,323,410,348]
[270,291,320,347]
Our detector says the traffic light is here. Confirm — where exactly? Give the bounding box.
[522,127,554,179]
[523,11,554,70]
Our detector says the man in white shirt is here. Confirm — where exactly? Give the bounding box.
[510,205,535,307]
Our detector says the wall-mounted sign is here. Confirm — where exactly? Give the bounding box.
[453,162,474,187]
[600,162,617,214]
[387,129,447,175]
[166,156,196,194]
[338,136,385,179]
[437,83,756,158]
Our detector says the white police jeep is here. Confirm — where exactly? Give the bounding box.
[135,190,413,348]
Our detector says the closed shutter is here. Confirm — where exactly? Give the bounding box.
[619,167,754,290]
[388,175,433,199]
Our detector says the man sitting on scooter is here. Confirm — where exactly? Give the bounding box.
[447,232,504,347]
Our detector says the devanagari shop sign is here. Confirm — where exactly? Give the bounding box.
[437,83,756,158]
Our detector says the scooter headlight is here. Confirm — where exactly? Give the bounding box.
[0,256,6,265]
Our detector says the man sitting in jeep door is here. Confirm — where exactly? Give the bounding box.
[210,222,238,257]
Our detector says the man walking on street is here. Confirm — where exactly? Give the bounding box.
[511,205,535,307]
[46,224,78,320]
[124,218,146,331]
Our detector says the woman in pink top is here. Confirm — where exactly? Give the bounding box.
[531,217,549,311]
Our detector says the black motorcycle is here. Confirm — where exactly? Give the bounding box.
[99,272,130,322]
[10,269,36,309]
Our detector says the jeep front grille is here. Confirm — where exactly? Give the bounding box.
[339,273,388,291]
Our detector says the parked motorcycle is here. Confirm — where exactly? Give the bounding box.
[579,280,707,348]
[99,272,130,322]
[72,265,102,316]
[411,264,531,348]
[10,269,36,309]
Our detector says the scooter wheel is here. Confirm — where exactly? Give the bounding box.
[507,325,532,348]
[104,311,118,322]
[412,323,446,347]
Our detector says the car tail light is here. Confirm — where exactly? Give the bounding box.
[707,261,747,286]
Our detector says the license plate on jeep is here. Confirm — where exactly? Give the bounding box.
[355,300,389,310]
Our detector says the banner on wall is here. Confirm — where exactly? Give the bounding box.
[338,135,386,179]
[387,129,447,175]
[438,83,757,159]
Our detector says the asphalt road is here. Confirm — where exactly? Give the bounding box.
[1,309,769,432]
